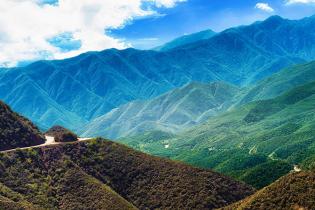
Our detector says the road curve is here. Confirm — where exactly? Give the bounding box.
[0,136,93,153]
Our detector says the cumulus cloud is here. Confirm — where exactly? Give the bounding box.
[153,0,186,8]
[285,0,315,4]
[255,3,275,13]
[0,0,186,67]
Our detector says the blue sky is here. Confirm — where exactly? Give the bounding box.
[0,0,315,67]
[110,0,315,49]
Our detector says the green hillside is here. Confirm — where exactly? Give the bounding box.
[120,81,315,188]
[237,60,315,105]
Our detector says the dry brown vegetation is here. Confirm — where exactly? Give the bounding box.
[221,171,315,210]
[0,101,45,151]
[0,139,255,210]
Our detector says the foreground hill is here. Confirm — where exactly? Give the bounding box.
[121,81,315,189]
[0,101,45,151]
[81,82,239,138]
[0,139,255,210]
[0,15,315,129]
[222,170,315,210]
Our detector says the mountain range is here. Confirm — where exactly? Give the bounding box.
[1,14,315,210]
[82,59,315,139]
[1,15,315,130]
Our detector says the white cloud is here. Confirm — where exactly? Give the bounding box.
[153,0,186,8]
[285,0,315,4]
[255,3,275,13]
[0,0,186,67]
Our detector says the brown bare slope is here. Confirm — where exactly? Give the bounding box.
[0,148,137,210]
[0,101,45,151]
[221,171,315,210]
[0,139,254,210]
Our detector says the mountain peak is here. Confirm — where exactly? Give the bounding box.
[262,15,286,27]
[154,29,216,51]
[266,15,284,21]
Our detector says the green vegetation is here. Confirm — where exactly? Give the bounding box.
[120,81,315,189]
[222,170,315,210]
[0,101,45,151]
[45,126,78,142]
[236,161,292,189]
[0,139,254,210]
[0,182,40,210]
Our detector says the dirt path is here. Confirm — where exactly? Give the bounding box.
[0,136,93,153]
[293,165,302,172]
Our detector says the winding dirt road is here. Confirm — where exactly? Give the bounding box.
[0,136,92,153]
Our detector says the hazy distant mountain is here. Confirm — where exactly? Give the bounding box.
[82,59,315,139]
[237,60,315,105]
[1,15,315,130]
[80,81,239,138]
[154,29,216,51]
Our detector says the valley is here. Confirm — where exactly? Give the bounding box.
[121,80,315,189]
